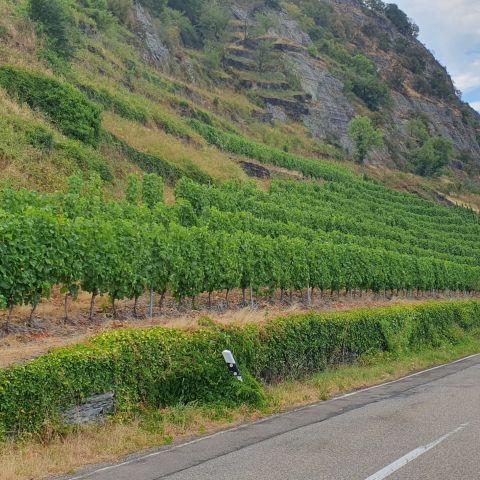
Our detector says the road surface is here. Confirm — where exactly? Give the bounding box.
[66,354,480,480]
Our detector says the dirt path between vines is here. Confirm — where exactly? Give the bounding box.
[1,289,476,369]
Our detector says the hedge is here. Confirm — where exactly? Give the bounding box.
[0,66,101,146]
[0,300,479,438]
[187,119,354,183]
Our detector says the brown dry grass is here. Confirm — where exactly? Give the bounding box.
[0,2,38,66]
[102,113,247,182]
[0,90,140,195]
[445,193,480,213]
[0,406,257,480]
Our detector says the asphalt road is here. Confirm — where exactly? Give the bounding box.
[66,354,480,480]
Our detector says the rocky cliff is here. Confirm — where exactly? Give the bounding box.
[133,0,480,172]
[1,0,479,201]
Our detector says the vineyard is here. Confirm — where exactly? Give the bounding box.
[1,155,479,326]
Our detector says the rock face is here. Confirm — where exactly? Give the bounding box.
[63,392,115,425]
[134,2,171,70]
[134,0,480,167]
[239,161,271,179]
[225,0,480,166]
[288,52,355,150]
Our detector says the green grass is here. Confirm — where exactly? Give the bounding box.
[270,336,480,406]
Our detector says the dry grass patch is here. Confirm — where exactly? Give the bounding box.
[102,112,247,182]
[0,404,260,480]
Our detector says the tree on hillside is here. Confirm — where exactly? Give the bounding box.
[141,0,167,16]
[415,137,453,176]
[197,0,232,69]
[167,0,202,23]
[348,116,384,163]
[240,1,264,41]
[198,0,232,44]
[252,39,279,73]
[253,12,277,37]
[363,0,386,12]
[385,4,419,37]
[160,7,199,48]
[107,0,133,24]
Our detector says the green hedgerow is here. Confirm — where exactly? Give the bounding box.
[0,66,102,146]
[0,300,479,438]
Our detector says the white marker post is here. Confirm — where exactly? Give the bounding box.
[222,350,243,382]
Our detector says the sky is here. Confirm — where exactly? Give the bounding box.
[394,0,480,111]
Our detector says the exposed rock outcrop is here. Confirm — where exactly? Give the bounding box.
[134,2,171,70]
[226,0,480,165]
[133,0,480,168]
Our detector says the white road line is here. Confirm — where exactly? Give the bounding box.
[335,353,480,400]
[364,424,468,480]
[68,353,479,480]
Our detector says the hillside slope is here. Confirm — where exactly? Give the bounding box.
[0,0,479,207]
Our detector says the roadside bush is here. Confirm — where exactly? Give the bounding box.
[0,66,102,146]
[0,326,264,436]
[0,300,479,437]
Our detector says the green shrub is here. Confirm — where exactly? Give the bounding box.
[28,0,77,59]
[104,133,212,185]
[57,139,113,181]
[78,0,114,29]
[415,137,454,176]
[402,45,427,74]
[0,300,479,437]
[167,0,202,23]
[347,74,390,111]
[0,67,102,146]
[79,84,149,123]
[104,133,183,184]
[348,116,384,163]
[384,3,419,37]
[26,126,54,152]
[142,173,165,208]
[140,0,167,16]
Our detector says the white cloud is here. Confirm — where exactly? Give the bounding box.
[395,0,480,100]
[470,101,480,113]
[455,71,480,92]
